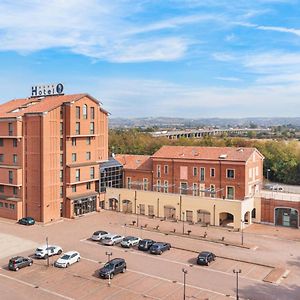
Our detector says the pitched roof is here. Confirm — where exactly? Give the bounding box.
[115,154,152,171]
[0,93,105,118]
[151,145,263,162]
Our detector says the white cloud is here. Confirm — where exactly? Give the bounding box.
[215,77,242,82]
[212,53,236,62]
[256,25,300,36]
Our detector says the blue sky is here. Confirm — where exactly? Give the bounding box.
[0,0,300,118]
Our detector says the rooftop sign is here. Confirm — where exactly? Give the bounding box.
[31,83,64,97]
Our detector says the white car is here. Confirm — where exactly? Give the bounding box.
[54,251,80,268]
[121,236,141,248]
[35,245,63,259]
[91,230,110,241]
[101,234,124,246]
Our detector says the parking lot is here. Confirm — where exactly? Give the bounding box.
[0,211,299,300]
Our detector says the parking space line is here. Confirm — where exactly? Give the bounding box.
[0,270,74,300]
[243,265,257,277]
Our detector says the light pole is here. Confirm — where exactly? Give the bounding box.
[136,205,140,227]
[241,219,245,245]
[46,237,50,267]
[182,211,185,235]
[182,268,188,300]
[106,251,112,287]
[267,168,271,181]
[233,269,241,300]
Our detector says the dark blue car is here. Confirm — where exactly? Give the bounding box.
[149,242,171,255]
[18,217,35,226]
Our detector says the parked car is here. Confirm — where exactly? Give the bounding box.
[35,245,63,259]
[121,236,141,248]
[8,256,33,271]
[149,242,171,255]
[18,217,35,226]
[101,234,124,246]
[99,258,126,279]
[272,185,284,192]
[197,251,216,266]
[91,230,110,241]
[54,251,80,268]
[138,239,156,251]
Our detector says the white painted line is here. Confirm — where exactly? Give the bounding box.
[80,239,265,284]
[0,271,74,300]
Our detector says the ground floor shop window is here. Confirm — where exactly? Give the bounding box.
[275,207,298,228]
[74,196,96,216]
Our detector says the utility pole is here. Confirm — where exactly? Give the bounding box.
[46,237,50,267]
[233,269,241,300]
[106,251,112,287]
[182,211,185,235]
[136,205,140,227]
[182,268,188,300]
[241,219,245,245]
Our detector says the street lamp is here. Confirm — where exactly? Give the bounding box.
[182,268,188,300]
[182,211,185,235]
[136,205,140,227]
[46,237,50,267]
[241,219,245,245]
[105,251,112,262]
[233,269,241,300]
[267,168,271,181]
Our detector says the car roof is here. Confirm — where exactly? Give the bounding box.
[124,236,136,239]
[37,245,59,249]
[199,251,212,256]
[141,239,154,242]
[109,258,125,263]
[94,230,107,234]
[10,256,24,260]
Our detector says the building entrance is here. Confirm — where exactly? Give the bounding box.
[275,208,298,228]
[74,196,96,216]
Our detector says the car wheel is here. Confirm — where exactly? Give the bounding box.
[122,267,126,273]
[44,254,48,259]
[159,250,162,255]
[66,263,69,268]
[15,267,19,271]
[58,250,62,255]
[77,257,80,262]
[29,262,32,266]
[110,273,114,279]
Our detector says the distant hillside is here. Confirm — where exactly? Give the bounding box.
[109,117,300,128]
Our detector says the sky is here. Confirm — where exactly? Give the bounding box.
[0,0,300,118]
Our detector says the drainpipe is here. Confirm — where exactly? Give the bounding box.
[179,195,182,220]
[134,190,137,213]
[213,204,216,226]
[157,197,159,217]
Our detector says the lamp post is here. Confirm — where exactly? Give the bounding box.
[233,269,241,300]
[182,211,185,235]
[46,237,50,267]
[241,219,245,246]
[182,268,188,300]
[267,168,271,181]
[106,251,113,287]
[136,205,140,227]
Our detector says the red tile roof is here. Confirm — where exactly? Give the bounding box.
[0,93,102,118]
[115,154,152,171]
[151,145,263,162]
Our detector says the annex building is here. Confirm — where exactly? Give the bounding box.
[0,91,108,222]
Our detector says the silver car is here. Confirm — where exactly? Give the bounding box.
[102,234,124,246]
[121,236,141,248]
[91,230,110,241]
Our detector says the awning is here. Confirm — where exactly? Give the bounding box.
[67,191,98,201]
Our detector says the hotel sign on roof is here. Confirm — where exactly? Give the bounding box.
[31,83,64,98]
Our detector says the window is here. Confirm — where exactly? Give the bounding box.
[0,202,3,208]
[0,154,3,162]
[13,154,17,164]
[76,122,80,135]
[9,204,15,209]
[0,185,4,193]
[86,137,91,145]
[0,139,3,146]
[193,183,198,196]
[157,180,161,192]
[60,138,63,151]
[164,165,168,174]
[180,182,188,195]
[148,205,154,216]
[8,171,13,184]
[83,104,88,119]
[227,186,234,199]
[5,203,8,208]
[127,177,131,189]
[13,139,17,147]
[86,152,91,160]
[72,153,77,162]
[13,187,17,195]
[210,168,215,177]
[60,107,63,119]
[76,106,80,119]
[76,169,80,181]
[90,122,94,134]
[8,123,13,136]
[86,182,91,190]
[60,170,63,182]
[90,107,95,119]
[200,167,205,181]
[193,167,197,176]
[227,169,235,179]
[72,138,76,146]
[60,186,63,198]
[256,166,259,177]
[210,184,215,198]
[90,167,95,179]
[72,185,77,192]
[60,154,63,167]
[157,165,161,178]
[249,168,252,179]
[60,122,63,135]
[143,178,148,191]
[164,180,168,193]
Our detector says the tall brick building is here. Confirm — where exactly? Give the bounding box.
[0,93,108,222]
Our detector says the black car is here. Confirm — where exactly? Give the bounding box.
[197,251,216,266]
[8,256,33,271]
[138,239,156,251]
[149,242,171,255]
[99,258,126,279]
[18,217,35,226]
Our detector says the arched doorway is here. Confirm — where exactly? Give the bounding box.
[251,208,256,219]
[219,212,234,227]
[122,200,133,213]
[197,210,211,225]
[244,211,251,224]
[164,205,176,220]
[275,207,298,228]
[109,198,118,211]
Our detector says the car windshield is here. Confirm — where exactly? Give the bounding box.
[123,236,134,241]
[36,248,43,251]
[103,236,111,240]
[104,262,114,270]
[61,255,70,260]
[93,231,100,235]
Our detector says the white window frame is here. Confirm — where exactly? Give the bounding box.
[164,180,168,193]
[200,167,205,181]
[226,186,235,199]
[210,168,215,177]
[226,169,235,179]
